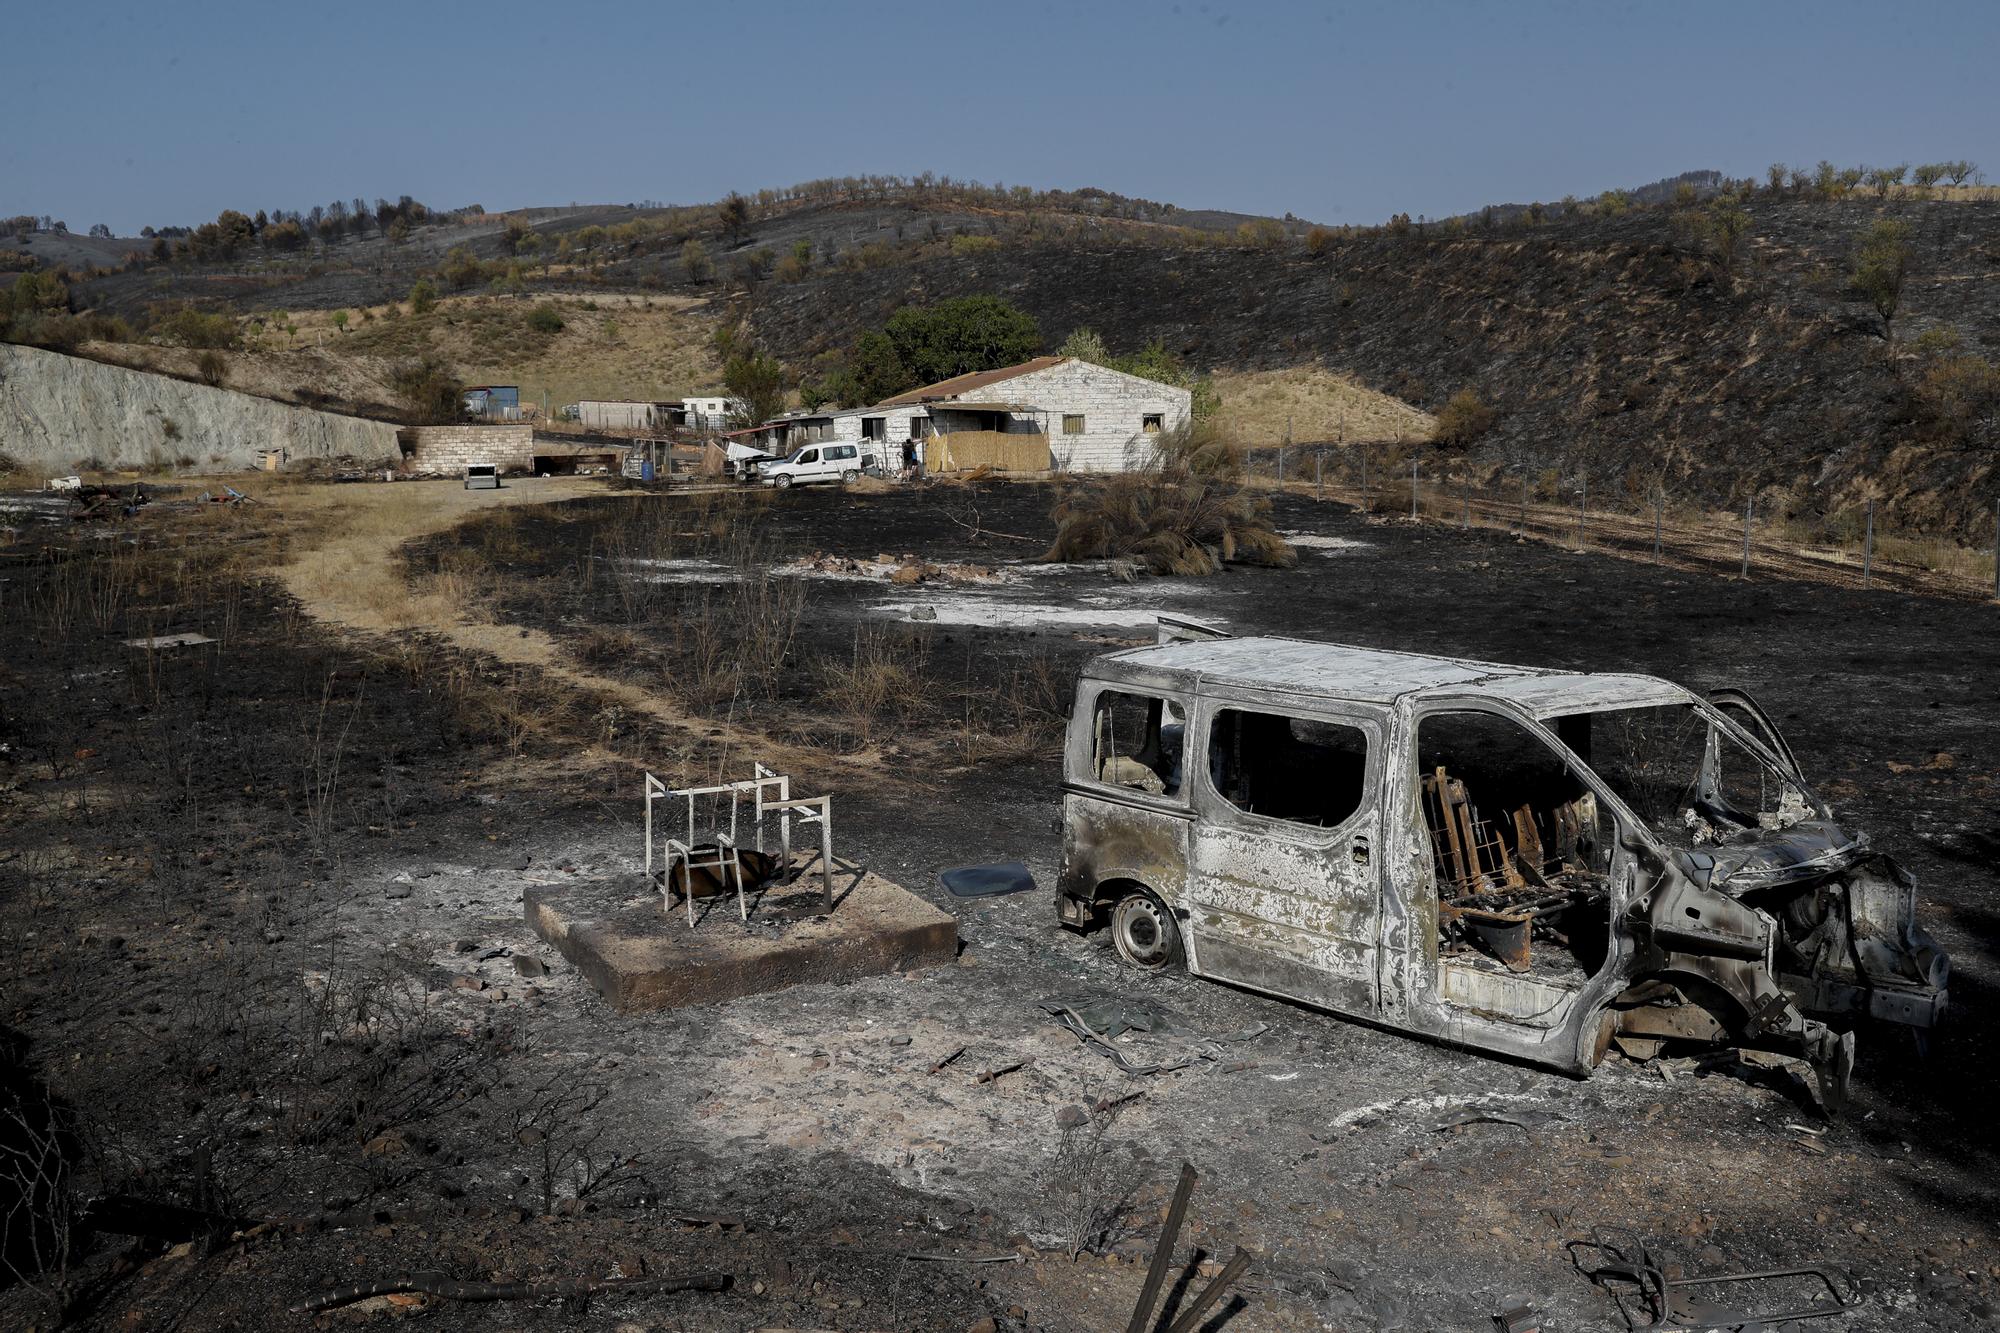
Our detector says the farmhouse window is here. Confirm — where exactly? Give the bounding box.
[1062,414,1086,435]
[1142,413,1164,434]
[861,417,885,440]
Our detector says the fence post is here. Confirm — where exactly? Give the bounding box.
[1741,499,1753,579]
[1277,446,1285,489]
[1862,499,1873,588]
[1993,498,1999,601]
[1315,450,1322,496]
[1653,494,1663,563]
[1360,447,1368,508]
[1519,475,1527,533]
[1576,477,1586,550]
[1411,459,1419,522]
[1462,481,1471,530]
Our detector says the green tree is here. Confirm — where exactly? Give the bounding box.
[439,246,483,290]
[1057,328,1109,363]
[681,238,712,282]
[1866,164,1908,198]
[330,310,349,334]
[390,352,464,423]
[408,279,438,314]
[723,349,786,426]
[526,303,564,334]
[881,295,1041,388]
[1852,219,1913,340]
[718,192,751,243]
[1431,389,1497,445]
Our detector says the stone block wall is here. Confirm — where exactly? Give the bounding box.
[967,360,1191,472]
[397,425,537,473]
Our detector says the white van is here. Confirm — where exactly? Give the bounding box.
[759,443,880,489]
[1056,623,1947,1106]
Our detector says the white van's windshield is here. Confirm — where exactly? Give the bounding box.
[1551,703,1812,847]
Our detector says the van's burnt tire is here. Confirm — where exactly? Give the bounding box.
[840,469,859,483]
[1110,892,1183,971]
[774,474,793,490]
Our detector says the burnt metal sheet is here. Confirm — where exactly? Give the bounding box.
[1097,636,1692,717]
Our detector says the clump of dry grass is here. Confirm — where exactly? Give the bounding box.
[817,624,934,741]
[1045,427,1296,575]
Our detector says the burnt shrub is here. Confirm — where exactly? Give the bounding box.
[1045,426,1296,576]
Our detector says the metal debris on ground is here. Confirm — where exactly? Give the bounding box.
[974,1057,1033,1084]
[1125,1162,1256,1333]
[72,483,151,520]
[1039,994,1268,1077]
[940,861,1038,898]
[1568,1229,1860,1331]
[123,632,218,650]
[1491,1295,1542,1332]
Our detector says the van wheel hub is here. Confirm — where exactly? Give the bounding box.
[1112,894,1180,970]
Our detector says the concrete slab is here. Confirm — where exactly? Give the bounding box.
[524,862,959,1013]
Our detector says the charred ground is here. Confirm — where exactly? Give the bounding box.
[2,477,1996,1330]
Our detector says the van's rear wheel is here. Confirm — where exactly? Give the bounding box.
[840,469,859,483]
[774,474,793,489]
[1111,892,1183,971]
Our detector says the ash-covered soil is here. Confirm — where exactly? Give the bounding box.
[2,479,1996,1331]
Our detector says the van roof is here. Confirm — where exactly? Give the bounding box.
[1093,636,1690,718]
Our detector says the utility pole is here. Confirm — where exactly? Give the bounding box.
[1653,493,1663,563]
[1741,499,1753,579]
[1576,475,1586,550]
[1411,459,1419,522]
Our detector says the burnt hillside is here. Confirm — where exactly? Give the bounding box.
[745,199,2000,536]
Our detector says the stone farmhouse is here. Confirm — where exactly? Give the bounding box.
[746,357,1193,472]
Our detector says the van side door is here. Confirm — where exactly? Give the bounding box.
[1186,703,1383,1016]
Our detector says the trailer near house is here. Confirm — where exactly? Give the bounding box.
[1056,625,1948,1106]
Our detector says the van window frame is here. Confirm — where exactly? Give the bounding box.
[1071,681,1193,811]
[1195,700,1380,843]
[1402,697,1653,892]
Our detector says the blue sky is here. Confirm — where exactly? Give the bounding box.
[10,0,1995,235]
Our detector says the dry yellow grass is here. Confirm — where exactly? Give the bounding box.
[1211,367,1434,447]
[251,475,886,778]
[308,293,725,416]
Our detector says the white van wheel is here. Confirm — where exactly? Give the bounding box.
[774,474,793,489]
[840,469,859,484]
[1111,892,1183,971]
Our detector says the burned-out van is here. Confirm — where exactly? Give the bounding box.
[1055,624,1947,1104]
